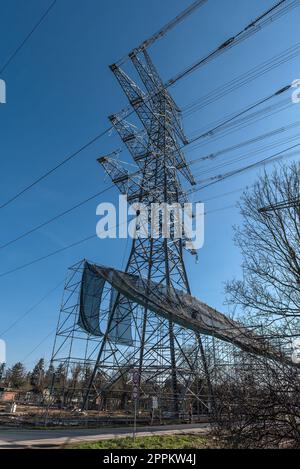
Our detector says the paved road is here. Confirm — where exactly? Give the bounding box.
[0,423,210,448]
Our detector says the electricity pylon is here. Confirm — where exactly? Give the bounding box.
[82,48,212,415]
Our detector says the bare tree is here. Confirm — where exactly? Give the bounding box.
[212,163,300,448]
[212,352,300,448]
[226,162,300,320]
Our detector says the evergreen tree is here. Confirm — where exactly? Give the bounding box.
[6,362,27,389]
[30,358,45,393]
[45,362,55,389]
[0,363,5,383]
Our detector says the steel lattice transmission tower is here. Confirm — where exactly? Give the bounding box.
[82,48,212,414]
[48,0,300,419]
[49,48,213,417]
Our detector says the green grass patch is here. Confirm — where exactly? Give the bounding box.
[72,434,209,449]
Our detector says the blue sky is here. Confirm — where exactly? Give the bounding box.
[0,0,300,368]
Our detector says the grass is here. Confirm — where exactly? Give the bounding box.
[72,434,209,449]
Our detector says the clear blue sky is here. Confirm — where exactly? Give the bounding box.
[1,0,300,369]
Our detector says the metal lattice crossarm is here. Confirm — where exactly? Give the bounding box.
[110,53,196,186]
[259,196,300,213]
[97,152,144,199]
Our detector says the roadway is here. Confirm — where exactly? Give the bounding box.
[0,422,210,448]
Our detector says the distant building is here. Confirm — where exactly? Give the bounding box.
[0,388,19,402]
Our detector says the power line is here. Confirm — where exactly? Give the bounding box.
[114,0,297,124]
[117,0,209,65]
[0,1,296,281]
[0,87,295,258]
[196,142,300,190]
[0,280,63,337]
[259,197,300,212]
[0,202,238,280]
[182,41,300,116]
[186,99,292,152]
[1,1,204,209]
[3,74,285,216]
[9,225,134,367]
[0,83,294,252]
[0,172,248,254]
[0,129,111,210]
[187,84,291,145]
[166,0,299,87]
[187,120,300,165]
[187,97,290,142]
[22,328,57,364]
[192,133,300,179]
[205,204,236,215]
[2,1,296,212]
[0,180,249,254]
[0,233,97,279]
[0,189,250,363]
[201,186,247,203]
[0,185,114,250]
[179,144,300,201]
[2,144,297,280]
[0,0,57,75]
